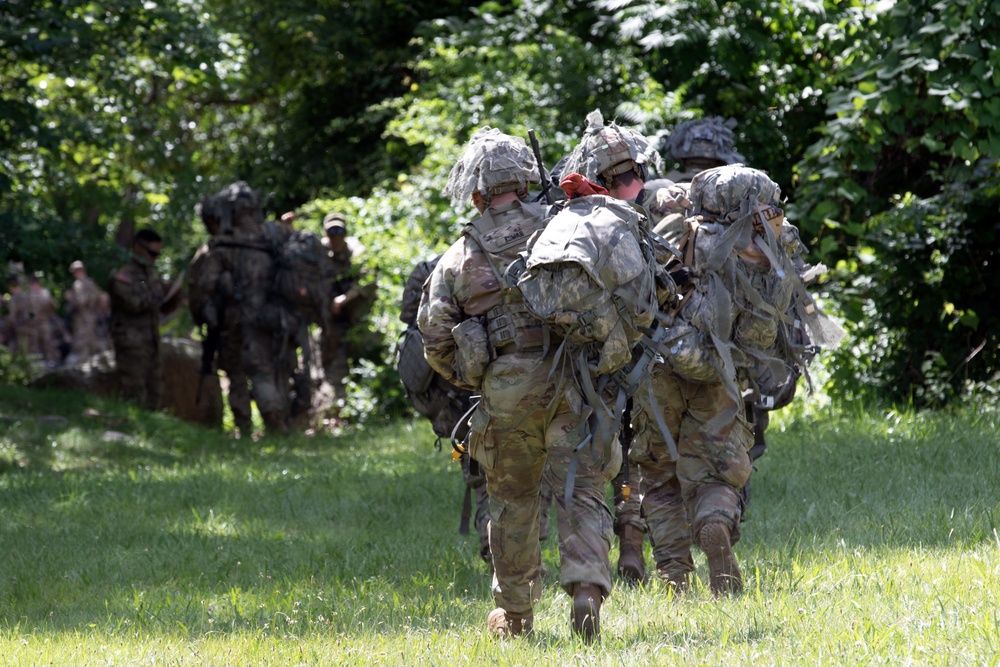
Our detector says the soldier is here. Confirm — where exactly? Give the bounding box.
[319,212,375,415]
[419,128,563,639]
[401,255,557,566]
[193,182,299,435]
[65,260,110,362]
[647,117,745,246]
[109,228,178,409]
[188,199,253,436]
[20,274,61,366]
[631,165,819,596]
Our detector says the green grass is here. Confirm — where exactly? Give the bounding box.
[1,385,999,665]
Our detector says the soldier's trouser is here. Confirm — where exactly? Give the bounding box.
[114,341,162,410]
[470,353,620,615]
[71,313,100,358]
[243,328,290,432]
[630,365,752,573]
[320,322,350,402]
[220,335,252,431]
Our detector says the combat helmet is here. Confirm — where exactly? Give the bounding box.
[445,127,539,208]
[663,117,745,166]
[562,109,661,186]
[689,164,781,223]
[199,181,265,235]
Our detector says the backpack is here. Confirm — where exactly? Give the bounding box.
[266,223,330,324]
[513,195,662,376]
[397,327,436,396]
[663,165,842,406]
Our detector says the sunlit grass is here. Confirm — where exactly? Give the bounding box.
[1,384,998,665]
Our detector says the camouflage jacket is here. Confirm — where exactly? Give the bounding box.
[108,257,165,348]
[417,198,548,390]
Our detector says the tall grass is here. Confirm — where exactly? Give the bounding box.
[1,385,998,665]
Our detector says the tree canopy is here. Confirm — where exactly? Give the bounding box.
[2,0,998,413]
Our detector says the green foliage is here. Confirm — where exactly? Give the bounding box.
[825,159,1000,404]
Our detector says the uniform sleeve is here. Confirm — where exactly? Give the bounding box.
[417,246,467,389]
[108,266,157,314]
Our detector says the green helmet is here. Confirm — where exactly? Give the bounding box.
[445,127,539,208]
[663,117,745,166]
[563,109,661,186]
[689,164,780,221]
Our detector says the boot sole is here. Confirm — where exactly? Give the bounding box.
[699,522,743,596]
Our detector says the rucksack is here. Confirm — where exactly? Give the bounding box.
[513,195,662,376]
[663,165,842,406]
[266,223,330,324]
[397,327,436,396]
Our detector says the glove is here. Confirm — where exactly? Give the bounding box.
[668,266,693,289]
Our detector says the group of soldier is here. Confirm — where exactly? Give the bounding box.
[185,183,372,435]
[3,184,372,436]
[1,260,111,367]
[402,114,836,642]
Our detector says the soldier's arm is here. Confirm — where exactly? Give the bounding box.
[108,268,157,314]
[417,247,467,388]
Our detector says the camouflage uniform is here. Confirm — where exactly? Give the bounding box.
[320,215,375,407]
[109,256,166,409]
[188,242,253,433]
[66,264,110,360]
[421,126,646,641]
[201,184,298,434]
[634,166,816,594]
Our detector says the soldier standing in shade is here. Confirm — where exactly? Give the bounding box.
[319,212,375,415]
[66,260,110,362]
[109,228,178,409]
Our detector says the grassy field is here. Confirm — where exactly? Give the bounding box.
[1,384,998,665]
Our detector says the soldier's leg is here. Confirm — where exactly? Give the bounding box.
[544,391,621,643]
[114,342,154,409]
[243,330,289,434]
[678,382,753,595]
[473,359,550,631]
[630,366,693,589]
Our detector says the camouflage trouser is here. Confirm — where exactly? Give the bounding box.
[630,365,752,578]
[71,312,101,359]
[243,327,292,433]
[320,321,350,403]
[469,353,620,615]
[219,328,252,433]
[114,340,162,410]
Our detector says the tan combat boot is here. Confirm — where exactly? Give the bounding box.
[697,520,743,596]
[616,524,647,585]
[570,583,602,643]
[487,608,533,638]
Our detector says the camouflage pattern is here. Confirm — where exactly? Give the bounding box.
[630,362,752,579]
[108,257,166,409]
[320,233,374,404]
[66,274,109,359]
[562,109,661,185]
[188,243,252,433]
[444,127,539,207]
[419,195,618,615]
[662,117,745,173]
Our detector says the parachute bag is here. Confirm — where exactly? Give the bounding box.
[397,327,436,395]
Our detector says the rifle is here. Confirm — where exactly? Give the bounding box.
[195,323,221,406]
[528,129,555,205]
